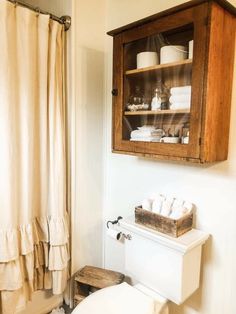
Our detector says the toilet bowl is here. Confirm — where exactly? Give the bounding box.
[72,282,168,314]
[72,216,208,314]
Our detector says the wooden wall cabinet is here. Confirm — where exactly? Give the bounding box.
[108,0,236,163]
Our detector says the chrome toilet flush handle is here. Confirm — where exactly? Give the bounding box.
[123,233,132,241]
[115,232,132,241]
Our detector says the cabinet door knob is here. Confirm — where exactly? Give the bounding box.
[112,89,118,96]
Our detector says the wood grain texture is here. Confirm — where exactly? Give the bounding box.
[124,109,190,116]
[125,59,192,75]
[135,206,193,237]
[112,34,124,151]
[201,3,236,162]
[186,2,209,159]
[112,149,202,163]
[111,1,236,163]
[73,266,125,307]
[107,0,236,36]
[75,266,125,289]
[74,294,86,307]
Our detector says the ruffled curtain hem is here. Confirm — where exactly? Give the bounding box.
[0,213,70,294]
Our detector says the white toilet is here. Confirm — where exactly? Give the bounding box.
[72,216,209,314]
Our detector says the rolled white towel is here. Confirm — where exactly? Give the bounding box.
[142,198,153,211]
[131,130,153,138]
[170,198,191,219]
[161,197,173,217]
[152,194,165,214]
[169,94,191,104]
[171,198,184,210]
[131,129,162,139]
[183,201,193,213]
[170,85,191,96]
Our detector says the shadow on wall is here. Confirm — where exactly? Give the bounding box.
[72,46,104,273]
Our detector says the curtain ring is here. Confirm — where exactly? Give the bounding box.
[35,7,41,17]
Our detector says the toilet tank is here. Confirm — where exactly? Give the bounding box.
[119,216,209,305]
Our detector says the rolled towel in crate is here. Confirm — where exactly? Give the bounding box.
[135,204,194,237]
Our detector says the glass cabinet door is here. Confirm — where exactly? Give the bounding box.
[122,24,193,146]
[111,2,234,162]
[112,4,209,160]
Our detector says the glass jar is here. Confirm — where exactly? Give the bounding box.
[126,86,149,111]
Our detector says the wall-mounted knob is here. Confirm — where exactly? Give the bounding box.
[112,89,118,96]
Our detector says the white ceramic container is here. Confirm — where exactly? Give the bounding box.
[137,51,158,69]
[160,45,187,64]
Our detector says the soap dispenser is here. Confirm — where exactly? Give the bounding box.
[151,82,169,111]
[151,88,161,111]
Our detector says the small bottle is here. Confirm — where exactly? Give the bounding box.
[160,91,169,110]
[151,88,161,111]
[160,83,170,110]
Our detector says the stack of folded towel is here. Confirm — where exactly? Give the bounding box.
[142,194,193,220]
[130,126,164,142]
[169,85,191,110]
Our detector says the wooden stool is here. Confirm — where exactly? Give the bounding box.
[73,266,125,307]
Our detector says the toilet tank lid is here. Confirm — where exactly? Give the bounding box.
[120,216,209,254]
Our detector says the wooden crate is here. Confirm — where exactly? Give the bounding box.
[73,266,125,307]
[135,206,193,237]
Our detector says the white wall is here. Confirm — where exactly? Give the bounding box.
[70,0,106,273]
[15,0,236,313]
[27,0,71,16]
[103,1,236,314]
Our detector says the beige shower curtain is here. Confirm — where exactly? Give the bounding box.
[0,1,69,313]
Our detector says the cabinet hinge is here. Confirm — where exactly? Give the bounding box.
[199,138,202,145]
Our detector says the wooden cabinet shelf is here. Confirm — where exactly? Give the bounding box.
[125,59,192,76]
[108,0,236,163]
[124,109,190,116]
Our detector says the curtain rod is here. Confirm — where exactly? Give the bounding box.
[7,0,71,31]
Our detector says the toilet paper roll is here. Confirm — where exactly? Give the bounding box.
[137,52,158,69]
[107,228,122,240]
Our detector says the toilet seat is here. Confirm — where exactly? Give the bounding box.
[72,282,168,314]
